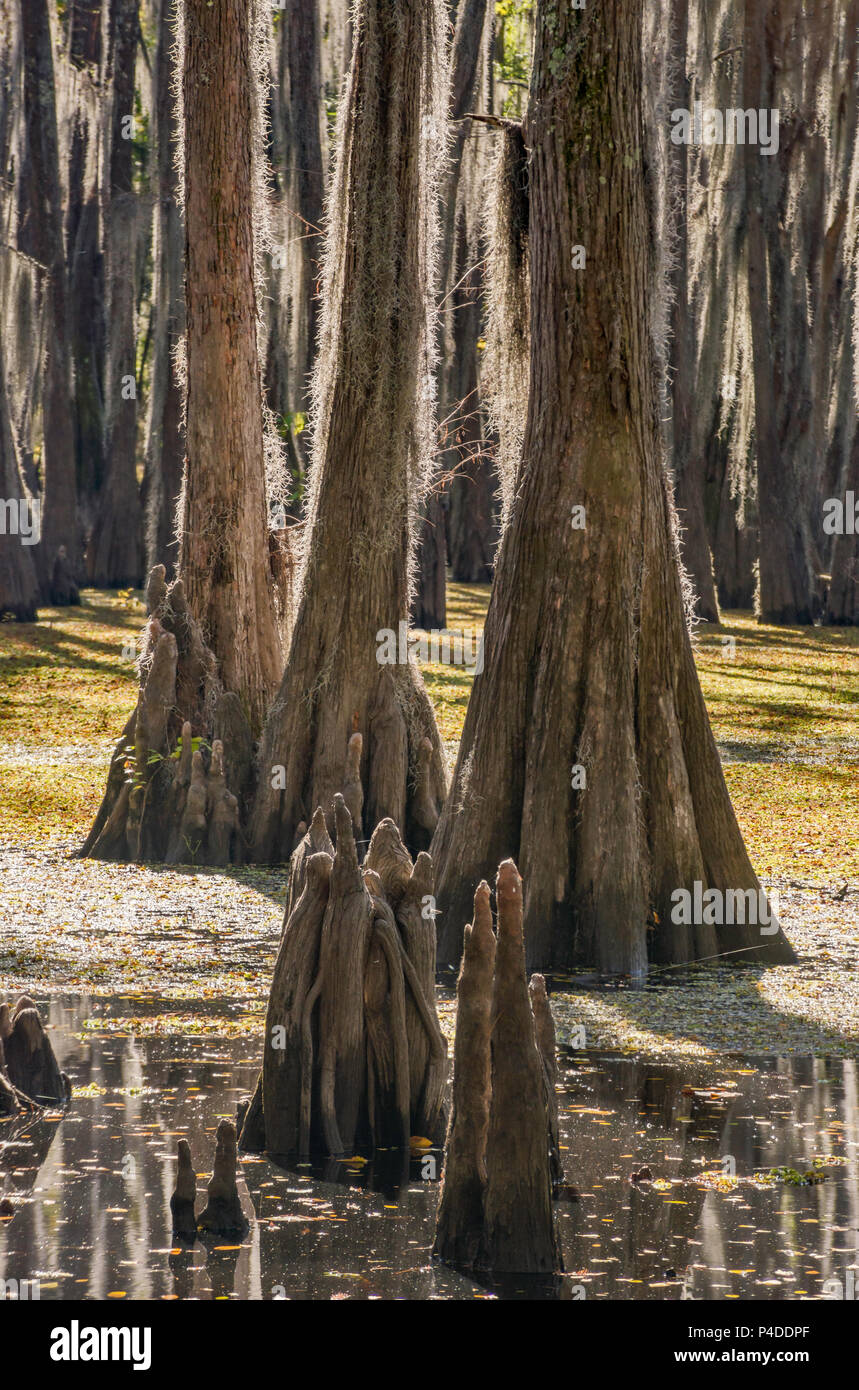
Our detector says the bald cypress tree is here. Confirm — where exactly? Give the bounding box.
[18,0,82,597]
[142,0,185,579]
[432,0,796,976]
[82,0,283,864]
[87,0,144,588]
[177,0,282,735]
[0,1,38,620]
[250,0,449,861]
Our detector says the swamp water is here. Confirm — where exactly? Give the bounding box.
[1,995,857,1301]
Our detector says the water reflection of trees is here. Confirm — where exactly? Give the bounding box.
[3,1000,857,1301]
[555,1054,859,1301]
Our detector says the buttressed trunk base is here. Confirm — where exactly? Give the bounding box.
[431,0,796,978]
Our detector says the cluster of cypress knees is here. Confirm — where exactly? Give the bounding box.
[224,790,564,1277]
[3,812,567,1277]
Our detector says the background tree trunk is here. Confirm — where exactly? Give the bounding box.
[18,0,82,596]
[88,0,144,587]
[411,491,447,631]
[179,0,282,735]
[65,0,106,523]
[663,0,719,623]
[264,0,327,477]
[0,325,39,621]
[0,1,38,620]
[744,0,817,625]
[142,0,185,580]
[432,0,796,976]
[441,0,498,586]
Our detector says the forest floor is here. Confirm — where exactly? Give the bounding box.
[0,584,857,1060]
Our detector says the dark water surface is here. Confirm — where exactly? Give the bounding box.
[1,995,857,1300]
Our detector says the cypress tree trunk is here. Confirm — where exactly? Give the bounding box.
[415,0,494,621]
[827,437,859,624]
[712,450,758,612]
[265,0,326,461]
[18,0,82,596]
[683,0,755,616]
[411,491,447,631]
[822,1,859,625]
[441,0,498,587]
[88,0,144,588]
[179,0,282,736]
[432,0,796,975]
[250,0,449,861]
[142,0,185,579]
[0,335,39,621]
[665,0,719,624]
[744,0,817,625]
[82,0,284,863]
[66,0,106,520]
[0,2,38,620]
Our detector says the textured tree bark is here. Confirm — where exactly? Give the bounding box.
[677,1,754,616]
[142,0,185,580]
[432,0,796,975]
[0,15,39,625]
[81,565,251,865]
[88,0,144,588]
[528,971,562,1190]
[712,440,758,612]
[665,0,719,623]
[66,0,106,519]
[411,492,447,630]
[83,11,291,878]
[434,863,560,1276]
[744,0,817,625]
[169,1138,198,1238]
[249,0,448,861]
[827,434,859,624]
[441,0,498,586]
[242,798,447,1158]
[0,996,70,1106]
[480,862,559,1274]
[0,333,39,621]
[18,0,82,594]
[264,0,327,471]
[179,0,282,736]
[197,1121,247,1235]
[433,878,494,1268]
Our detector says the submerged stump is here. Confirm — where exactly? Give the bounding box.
[197,1121,247,1236]
[240,797,447,1159]
[169,1139,198,1240]
[0,997,70,1108]
[169,1125,247,1239]
[434,861,561,1276]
